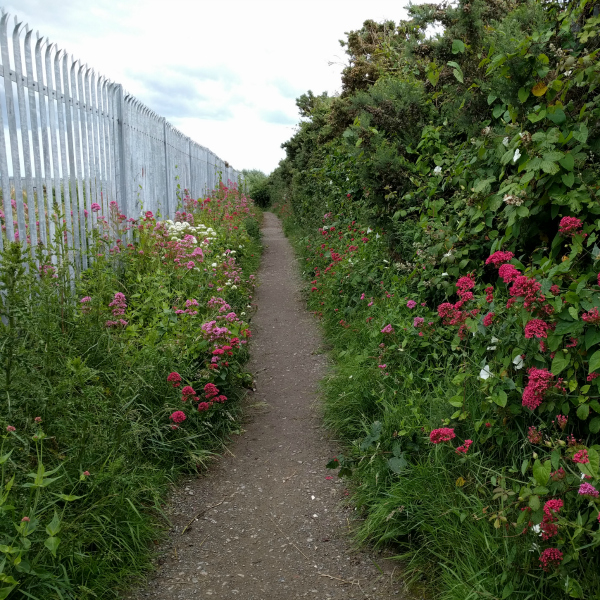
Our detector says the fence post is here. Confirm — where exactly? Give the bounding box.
[188,139,194,201]
[116,84,128,215]
[162,118,170,218]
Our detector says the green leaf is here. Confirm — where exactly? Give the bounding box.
[493,104,506,119]
[493,389,508,407]
[44,536,60,557]
[568,306,579,320]
[551,450,560,470]
[585,328,600,350]
[0,451,12,465]
[45,511,61,537]
[529,494,540,510]
[551,353,570,375]
[589,350,600,374]
[518,87,530,103]
[388,456,408,473]
[452,39,466,54]
[559,153,574,171]
[540,160,559,175]
[562,172,575,187]
[53,493,84,502]
[589,417,600,434]
[577,403,590,420]
[532,459,551,486]
[547,108,566,124]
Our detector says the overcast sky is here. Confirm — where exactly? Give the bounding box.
[7,0,430,174]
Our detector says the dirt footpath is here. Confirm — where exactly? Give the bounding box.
[131,212,408,600]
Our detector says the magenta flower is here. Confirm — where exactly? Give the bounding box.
[578,483,599,497]
[169,411,186,424]
[407,300,417,309]
[573,449,590,464]
[429,428,455,444]
[485,251,514,267]
[90,202,101,212]
[381,324,394,334]
[413,317,424,328]
[539,548,563,572]
[524,318,551,339]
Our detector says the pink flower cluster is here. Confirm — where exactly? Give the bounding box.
[407,300,417,309]
[582,307,600,325]
[167,372,182,387]
[483,312,494,327]
[522,367,554,410]
[540,499,563,540]
[485,251,514,267]
[381,324,394,334]
[201,320,231,341]
[578,483,599,497]
[455,439,472,454]
[558,216,584,237]
[539,548,563,572]
[524,318,551,339]
[170,411,186,424]
[573,449,589,464]
[106,292,128,328]
[175,298,200,316]
[527,426,542,444]
[413,317,425,328]
[498,263,520,284]
[430,427,456,444]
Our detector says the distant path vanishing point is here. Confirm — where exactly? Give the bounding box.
[130,212,409,600]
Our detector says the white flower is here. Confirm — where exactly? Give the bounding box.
[479,365,493,380]
[376,233,380,239]
[383,259,389,264]
[433,166,442,175]
[239,245,243,249]
[442,272,449,277]
[323,226,328,231]
[491,336,499,343]
[230,250,236,254]
[241,312,246,316]
[513,148,521,162]
[367,228,373,234]
[231,285,237,290]
[531,524,541,535]
[503,137,509,147]
[443,251,452,257]
[211,263,217,268]
[513,354,524,370]
[487,346,497,351]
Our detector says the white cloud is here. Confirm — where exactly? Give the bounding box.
[7,0,434,173]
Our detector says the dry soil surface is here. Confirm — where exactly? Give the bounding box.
[130,212,409,600]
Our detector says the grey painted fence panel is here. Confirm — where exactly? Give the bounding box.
[0,9,240,269]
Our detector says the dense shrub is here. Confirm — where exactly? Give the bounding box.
[272,1,600,598]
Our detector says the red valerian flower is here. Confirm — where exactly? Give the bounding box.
[539,548,563,572]
[455,440,473,454]
[170,411,186,424]
[558,216,584,237]
[167,372,182,387]
[429,428,456,444]
[485,251,514,267]
[498,263,520,283]
[483,312,495,327]
[524,318,551,339]
[522,368,554,410]
[573,449,589,464]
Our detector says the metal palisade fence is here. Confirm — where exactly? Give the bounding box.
[0,11,240,271]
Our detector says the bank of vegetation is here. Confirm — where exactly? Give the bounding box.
[0,184,261,598]
[270,1,600,598]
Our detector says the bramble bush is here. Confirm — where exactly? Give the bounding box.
[0,182,261,598]
[271,0,600,598]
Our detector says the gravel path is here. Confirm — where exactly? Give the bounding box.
[131,212,408,600]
